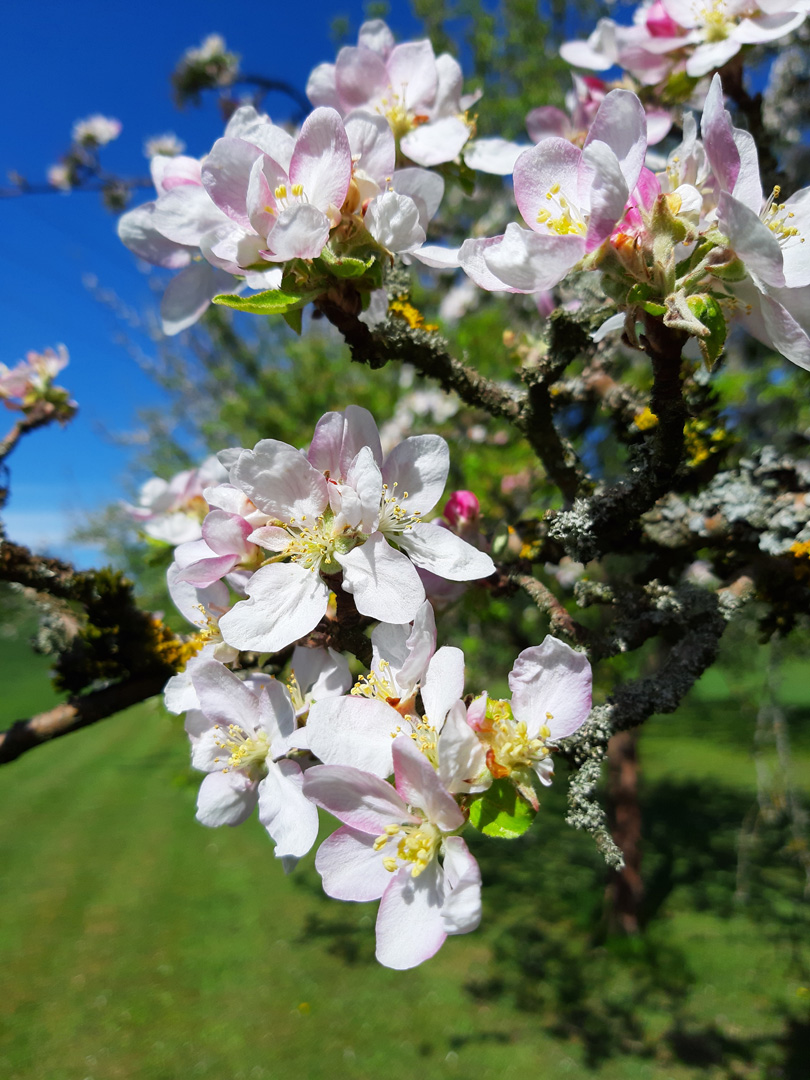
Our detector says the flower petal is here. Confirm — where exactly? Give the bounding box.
[257,759,319,859]
[509,635,593,739]
[398,522,495,582]
[392,735,464,833]
[218,562,329,653]
[305,697,406,777]
[303,762,413,831]
[231,440,329,520]
[375,861,447,970]
[315,825,394,901]
[382,434,448,515]
[441,836,482,934]
[196,771,257,827]
[336,534,425,623]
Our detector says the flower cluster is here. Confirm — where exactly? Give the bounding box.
[0,346,76,419]
[561,0,808,85]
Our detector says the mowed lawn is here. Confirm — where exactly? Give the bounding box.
[1,637,809,1079]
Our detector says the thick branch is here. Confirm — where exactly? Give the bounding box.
[0,674,167,765]
[0,538,86,599]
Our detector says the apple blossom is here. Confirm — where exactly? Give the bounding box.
[71,115,122,147]
[467,636,593,807]
[186,660,319,861]
[215,406,495,654]
[306,18,475,167]
[458,89,647,293]
[123,455,229,546]
[304,735,481,969]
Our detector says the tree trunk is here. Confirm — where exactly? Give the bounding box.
[606,728,643,934]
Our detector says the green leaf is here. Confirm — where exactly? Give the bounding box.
[686,293,727,367]
[212,287,320,314]
[282,306,303,335]
[468,779,537,839]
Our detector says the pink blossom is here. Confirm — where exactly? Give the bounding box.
[304,735,481,969]
[306,19,474,167]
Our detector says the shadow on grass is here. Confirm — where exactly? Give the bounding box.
[466,777,810,1076]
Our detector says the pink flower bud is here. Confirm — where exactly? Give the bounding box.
[444,490,480,528]
[645,1,681,38]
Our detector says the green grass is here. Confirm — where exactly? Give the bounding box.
[0,637,808,1078]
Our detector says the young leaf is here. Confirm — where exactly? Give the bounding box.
[212,287,320,314]
[468,779,537,839]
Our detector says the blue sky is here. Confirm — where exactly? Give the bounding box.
[2,0,424,564]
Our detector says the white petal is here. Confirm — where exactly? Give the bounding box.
[438,701,488,794]
[305,697,407,777]
[231,440,329,520]
[336,534,425,622]
[509,636,593,739]
[315,825,394,901]
[382,434,448,515]
[392,735,464,833]
[441,836,482,934]
[196,771,257,827]
[375,862,447,969]
[398,522,495,582]
[191,659,262,731]
[303,762,413,830]
[422,646,465,728]
[257,760,319,858]
[218,563,329,653]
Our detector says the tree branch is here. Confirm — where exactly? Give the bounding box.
[0,674,167,765]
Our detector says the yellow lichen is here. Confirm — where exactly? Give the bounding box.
[634,407,659,431]
[389,298,438,332]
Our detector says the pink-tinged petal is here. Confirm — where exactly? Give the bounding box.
[401,117,471,168]
[306,61,341,109]
[441,836,482,934]
[375,861,447,970]
[161,263,237,336]
[382,434,448,515]
[246,157,278,240]
[583,89,647,193]
[202,509,253,557]
[344,110,395,183]
[335,46,389,110]
[717,192,785,289]
[167,563,230,627]
[340,404,384,475]
[701,74,740,194]
[202,138,264,228]
[151,154,201,195]
[307,411,345,476]
[645,108,673,146]
[483,222,584,292]
[257,760,319,859]
[304,762,413,830]
[175,550,237,587]
[151,185,228,247]
[559,19,619,71]
[358,18,395,56]
[305,697,406,778]
[632,167,661,213]
[264,204,332,261]
[392,736,464,833]
[315,825,394,901]
[190,728,227,773]
[433,51,464,114]
[365,191,425,253]
[438,700,488,794]
[196,771,258,827]
[466,692,488,731]
[191,659,262,731]
[464,137,527,176]
[580,141,629,252]
[218,562,329,653]
[422,647,465,728]
[344,445,383,533]
[231,440,329,520]
[514,138,581,230]
[391,168,444,230]
[118,204,192,269]
[387,41,438,111]
[290,108,352,212]
[398,522,495,582]
[509,636,593,739]
[200,222,266,275]
[336,534,425,622]
[224,107,296,170]
[753,289,810,371]
[526,106,570,143]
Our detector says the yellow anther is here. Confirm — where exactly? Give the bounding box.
[382,857,398,873]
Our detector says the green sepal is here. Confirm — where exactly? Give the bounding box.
[317,248,378,279]
[212,286,321,314]
[686,293,727,367]
[467,778,537,839]
[627,282,666,316]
